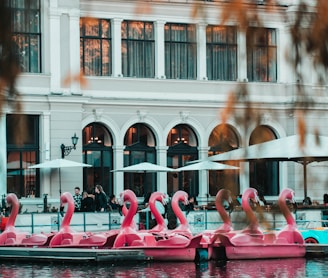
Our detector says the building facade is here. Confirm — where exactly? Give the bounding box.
[2,0,327,206]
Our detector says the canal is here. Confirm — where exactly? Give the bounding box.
[0,257,326,277]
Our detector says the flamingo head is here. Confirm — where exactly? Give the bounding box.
[280,188,295,203]
[118,189,137,206]
[149,192,167,205]
[216,189,233,211]
[242,188,259,206]
[172,190,189,206]
[6,193,18,207]
[60,192,73,206]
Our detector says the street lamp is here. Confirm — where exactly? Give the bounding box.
[61,133,79,158]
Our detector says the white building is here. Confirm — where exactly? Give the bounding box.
[2,0,328,209]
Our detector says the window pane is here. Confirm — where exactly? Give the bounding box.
[206,26,237,81]
[122,21,155,78]
[10,0,41,73]
[247,28,277,82]
[165,23,196,80]
[80,18,112,76]
[7,115,40,197]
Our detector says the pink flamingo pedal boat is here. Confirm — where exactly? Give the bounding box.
[0,193,53,246]
[49,192,111,248]
[216,188,306,259]
[113,190,202,261]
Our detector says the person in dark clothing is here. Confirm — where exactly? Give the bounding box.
[95,184,108,212]
[108,194,118,210]
[80,191,95,212]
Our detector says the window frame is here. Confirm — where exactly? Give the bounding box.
[121,20,155,78]
[80,18,112,76]
[164,23,197,80]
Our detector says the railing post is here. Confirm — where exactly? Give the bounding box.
[31,212,34,233]
[109,211,111,230]
[83,212,86,232]
[43,194,48,213]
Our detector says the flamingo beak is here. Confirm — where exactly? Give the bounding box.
[162,195,168,205]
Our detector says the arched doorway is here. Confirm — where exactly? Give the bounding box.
[208,124,240,196]
[82,123,113,195]
[123,123,156,197]
[167,124,198,197]
[249,126,279,196]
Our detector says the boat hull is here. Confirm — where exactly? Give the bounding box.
[225,245,306,260]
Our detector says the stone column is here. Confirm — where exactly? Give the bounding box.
[49,6,61,93]
[40,112,51,196]
[157,146,169,193]
[197,22,207,80]
[0,114,6,196]
[68,9,81,94]
[154,20,166,79]
[112,18,123,77]
[237,30,247,82]
[198,147,210,199]
[113,145,125,195]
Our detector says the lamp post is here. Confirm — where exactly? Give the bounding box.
[60,133,79,158]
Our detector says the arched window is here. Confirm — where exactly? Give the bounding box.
[82,123,113,195]
[167,124,198,196]
[208,124,240,196]
[123,123,156,197]
[249,126,279,196]
[7,115,39,198]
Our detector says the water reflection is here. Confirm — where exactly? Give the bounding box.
[0,258,326,278]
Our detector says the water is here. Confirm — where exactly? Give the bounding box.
[0,257,327,278]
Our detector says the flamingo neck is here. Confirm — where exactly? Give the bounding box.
[61,194,75,232]
[149,198,165,226]
[242,192,260,232]
[278,193,296,227]
[172,195,188,226]
[6,195,19,229]
[121,192,138,230]
[215,192,231,227]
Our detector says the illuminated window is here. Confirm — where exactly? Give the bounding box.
[247,28,277,82]
[206,26,237,81]
[122,21,155,78]
[80,18,112,76]
[10,0,41,73]
[165,23,196,80]
[7,115,40,198]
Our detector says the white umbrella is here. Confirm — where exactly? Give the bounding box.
[177,160,239,196]
[29,158,92,195]
[177,160,239,172]
[111,162,176,173]
[207,134,328,198]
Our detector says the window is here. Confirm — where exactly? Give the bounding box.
[206,26,237,81]
[123,124,156,197]
[167,124,198,196]
[80,18,112,76]
[247,28,277,82]
[249,126,279,196]
[83,123,113,195]
[7,115,40,198]
[10,0,41,73]
[122,21,155,78]
[165,23,196,80]
[208,124,240,196]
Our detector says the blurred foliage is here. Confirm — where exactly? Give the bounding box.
[0,1,26,145]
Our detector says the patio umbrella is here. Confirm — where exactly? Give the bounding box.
[111,162,176,173]
[177,160,239,172]
[207,134,328,198]
[177,160,239,196]
[29,158,92,195]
